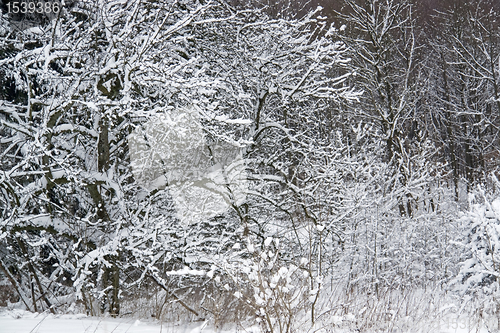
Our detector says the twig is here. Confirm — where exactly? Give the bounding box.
[29,313,48,333]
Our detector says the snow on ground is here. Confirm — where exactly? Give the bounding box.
[0,309,260,333]
[1,309,498,333]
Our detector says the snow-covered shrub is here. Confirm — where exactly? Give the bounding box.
[219,237,314,333]
[452,182,500,324]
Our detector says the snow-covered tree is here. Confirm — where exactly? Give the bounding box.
[0,0,234,315]
[424,0,500,194]
[0,0,362,323]
[452,180,500,327]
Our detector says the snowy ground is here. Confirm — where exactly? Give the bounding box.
[0,309,260,333]
[1,309,497,333]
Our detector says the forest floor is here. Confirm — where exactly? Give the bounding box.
[0,308,495,333]
[0,309,260,333]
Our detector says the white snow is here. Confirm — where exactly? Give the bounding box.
[2,309,499,333]
[165,267,206,276]
[214,115,252,125]
[0,311,161,333]
[0,310,261,333]
[491,198,500,216]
